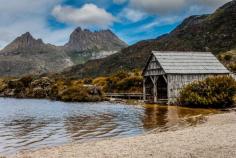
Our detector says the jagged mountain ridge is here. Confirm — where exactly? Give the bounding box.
[0,32,71,77]
[62,0,236,78]
[1,32,62,55]
[63,27,128,64]
[0,28,127,77]
[65,27,127,52]
[2,32,44,55]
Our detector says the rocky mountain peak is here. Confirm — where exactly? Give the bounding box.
[0,32,45,54]
[0,31,72,77]
[74,27,82,32]
[21,32,32,38]
[16,32,43,44]
[65,27,128,52]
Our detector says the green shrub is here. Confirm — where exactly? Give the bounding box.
[19,76,34,87]
[117,76,143,92]
[7,79,24,89]
[112,70,130,80]
[224,54,232,61]
[83,78,93,84]
[0,79,7,92]
[178,76,236,108]
[59,85,103,102]
[92,77,108,90]
[92,70,143,93]
[31,87,48,98]
[229,62,236,72]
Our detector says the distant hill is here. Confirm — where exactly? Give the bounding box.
[62,0,236,78]
[0,28,127,77]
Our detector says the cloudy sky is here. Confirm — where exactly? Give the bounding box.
[0,0,231,49]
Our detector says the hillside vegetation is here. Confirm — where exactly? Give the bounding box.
[219,49,236,72]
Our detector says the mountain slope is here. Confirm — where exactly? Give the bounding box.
[64,27,128,64]
[0,32,72,77]
[62,0,236,78]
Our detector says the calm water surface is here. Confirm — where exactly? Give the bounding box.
[0,98,220,155]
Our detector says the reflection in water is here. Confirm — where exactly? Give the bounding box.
[143,105,168,129]
[142,105,211,132]
[0,98,220,155]
[64,114,118,141]
[4,117,48,138]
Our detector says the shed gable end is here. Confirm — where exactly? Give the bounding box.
[144,55,165,76]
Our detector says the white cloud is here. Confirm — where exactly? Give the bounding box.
[193,0,231,8]
[119,8,146,22]
[0,0,59,15]
[129,0,232,15]
[130,0,186,15]
[0,0,74,49]
[52,4,115,28]
[143,16,181,29]
[119,0,232,29]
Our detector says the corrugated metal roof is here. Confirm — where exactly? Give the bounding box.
[152,51,230,74]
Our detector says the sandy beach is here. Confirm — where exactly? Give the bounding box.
[7,111,236,158]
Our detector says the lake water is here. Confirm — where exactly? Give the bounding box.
[0,98,220,155]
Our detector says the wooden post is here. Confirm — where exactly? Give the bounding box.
[162,75,169,103]
[153,76,157,103]
[143,77,146,101]
[150,76,159,103]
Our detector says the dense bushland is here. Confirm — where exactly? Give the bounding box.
[0,76,104,102]
[178,76,236,108]
[92,70,143,93]
[0,69,142,102]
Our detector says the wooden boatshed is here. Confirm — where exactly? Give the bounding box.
[142,51,230,104]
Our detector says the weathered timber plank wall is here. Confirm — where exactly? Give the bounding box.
[144,56,165,76]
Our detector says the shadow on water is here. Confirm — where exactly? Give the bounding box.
[0,98,220,155]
